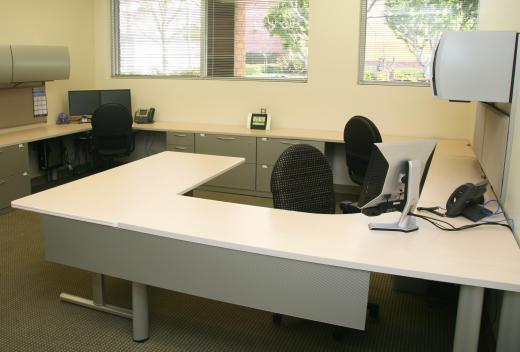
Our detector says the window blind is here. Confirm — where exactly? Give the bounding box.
[359,0,479,85]
[112,0,309,81]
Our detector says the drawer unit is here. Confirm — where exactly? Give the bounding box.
[205,163,256,190]
[0,172,30,209]
[166,132,194,146]
[256,164,273,193]
[195,134,256,164]
[166,144,194,153]
[0,143,29,178]
[257,138,325,166]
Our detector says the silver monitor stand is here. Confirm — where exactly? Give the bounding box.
[368,160,421,233]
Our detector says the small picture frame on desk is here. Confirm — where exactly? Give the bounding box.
[247,113,271,130]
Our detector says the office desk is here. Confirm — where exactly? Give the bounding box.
[12,144,520,352]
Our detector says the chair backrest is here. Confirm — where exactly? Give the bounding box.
[344,115,382,185]
[271,144,335,214]
[91,103,133,156]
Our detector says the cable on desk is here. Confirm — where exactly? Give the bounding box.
[409,213,513,232]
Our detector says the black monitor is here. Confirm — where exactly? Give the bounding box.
[68,90,100,116]
[68,89,131,116]
[357,139,437,232]
[100,89,131,113]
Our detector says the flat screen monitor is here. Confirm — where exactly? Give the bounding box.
[68,90,100,116]
[357,139,437,232]
[100,89,131,113]
[68,89,131,116]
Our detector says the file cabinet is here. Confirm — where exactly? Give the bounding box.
[195,133,256,190]
[0,143,30,209]
[166,132,194,153]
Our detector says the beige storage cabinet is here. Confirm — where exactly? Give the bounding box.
[166,132,194,153]
[0,143,30,209]
[195,133,256,190]
[256,138,325,193]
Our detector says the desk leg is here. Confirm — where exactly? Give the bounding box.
[496,291,520,352]
[60,273,132,319]
[132,282,149,342]
[92,273,105,305]
[453,285,484,352]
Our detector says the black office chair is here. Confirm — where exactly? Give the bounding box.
[91,103,135,170]
[340,115,382,214]
[271,144,335,214]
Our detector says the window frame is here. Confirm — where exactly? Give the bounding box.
[110,0,308,83]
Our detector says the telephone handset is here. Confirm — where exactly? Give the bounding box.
[445,180,488,221]
[134,107,155,124]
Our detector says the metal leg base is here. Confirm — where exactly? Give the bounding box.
[60,292,133,319]
[59,274,149,342]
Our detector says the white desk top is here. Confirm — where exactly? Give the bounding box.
[0,121,473,151]
[13,152,244,227]
[0,123,90,148]
[12,144,520,292]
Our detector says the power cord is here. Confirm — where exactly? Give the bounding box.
[409,213,513,232]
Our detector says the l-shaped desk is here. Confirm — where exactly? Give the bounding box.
[3,122,520,352]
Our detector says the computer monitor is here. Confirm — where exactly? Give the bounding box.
[357,139,437,232]
[100,89,131,113]
[68,89,132,116]
[68,90,100,116]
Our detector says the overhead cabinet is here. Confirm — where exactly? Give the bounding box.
[432,31,518,103]
[0,45,70,88]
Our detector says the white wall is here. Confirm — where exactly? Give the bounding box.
[0,0,95,123]
[479,0,520,242]
[93,0,473,140]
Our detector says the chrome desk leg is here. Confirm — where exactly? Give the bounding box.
[92,272,105,305]
[496,291,520,352]
[60,273,132,319]
[132,282,149,342]
[453,285,484,352]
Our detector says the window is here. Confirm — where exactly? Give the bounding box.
[359,0,479,86]
[112,0,309,81]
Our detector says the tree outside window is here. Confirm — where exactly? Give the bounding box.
[360,0,479,85]
[113,0,309,81]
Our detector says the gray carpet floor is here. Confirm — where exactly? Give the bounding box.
[0,191,461,351]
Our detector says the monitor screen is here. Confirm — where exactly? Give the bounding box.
[100,89,131,113]
[68,89,132,116]
[68,90,100,116]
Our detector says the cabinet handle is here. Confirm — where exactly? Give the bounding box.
[217,137,236,141]
[174,134,187,137]
[174,146,187,150]
[280,141,299,145]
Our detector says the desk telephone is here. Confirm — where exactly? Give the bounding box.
[419,180,489,222]
[134,108,155,124]
[445,180,488,219]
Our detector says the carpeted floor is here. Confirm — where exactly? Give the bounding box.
[0,191,462,351]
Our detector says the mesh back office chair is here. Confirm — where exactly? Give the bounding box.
[91,103,135,170]
[340,115,382,214]
[271,144,335,214]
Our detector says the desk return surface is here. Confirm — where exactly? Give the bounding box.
[12,149,520,292]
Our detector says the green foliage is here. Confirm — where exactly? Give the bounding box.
[383,0,479,72]
[264,0,309,73]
